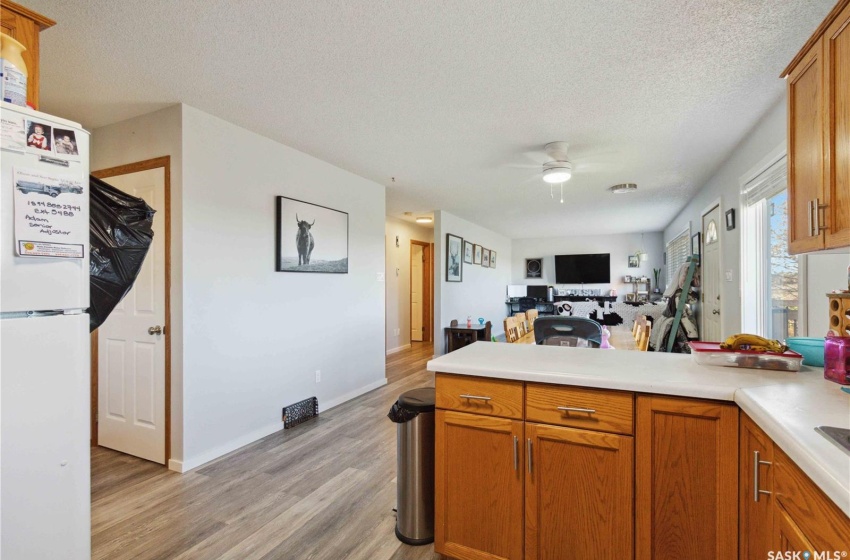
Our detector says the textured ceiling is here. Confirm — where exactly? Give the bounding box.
[28,0,834,238]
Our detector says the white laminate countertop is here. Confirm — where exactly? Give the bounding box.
[427,342,850,516]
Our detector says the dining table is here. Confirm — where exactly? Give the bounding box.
[514,325,637,350]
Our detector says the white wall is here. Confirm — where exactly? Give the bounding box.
[807,252,850,334]
[433,211,512,354]
[93,104,386,471]
[91,105,186,467]
[385,217,434,353]
[511,233,665,296]
[664,95,787,337]
[180,105,386,470]
[664,92,849,338]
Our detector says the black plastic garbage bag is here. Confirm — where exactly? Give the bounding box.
[88,175,155,332]
[387,401,419,423]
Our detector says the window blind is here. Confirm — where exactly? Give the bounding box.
[742,156,787,205]
[666,228,691,286]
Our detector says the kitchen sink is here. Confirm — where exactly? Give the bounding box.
[815,426,850,455]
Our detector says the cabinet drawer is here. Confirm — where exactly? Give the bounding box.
[435,373,523,419]
[526,383,633,435]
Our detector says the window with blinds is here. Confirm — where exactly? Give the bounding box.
[666,228,691,287]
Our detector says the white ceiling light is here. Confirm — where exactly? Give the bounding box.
[609,183,638,194]
[542,163,573,184]
[415,216,433,223]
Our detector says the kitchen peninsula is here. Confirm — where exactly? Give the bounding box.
[427,343,850,560]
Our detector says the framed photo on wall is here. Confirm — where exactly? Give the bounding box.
[473,244,483,264]
[463,240,473,264]
[481,248,490,267]
[446,233,463,282]
[276,196,348,273]
[490,250,497,268]
[691,232,701,256]
[628,255,639,268]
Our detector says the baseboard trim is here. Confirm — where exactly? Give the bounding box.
[173,377,388,473]
[321,377,387,412]
[386,344,410,355]
[179,421,283,473]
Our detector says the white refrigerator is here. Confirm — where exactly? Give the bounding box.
[1,102,91,559]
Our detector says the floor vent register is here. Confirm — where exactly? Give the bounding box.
[282,397,319,429]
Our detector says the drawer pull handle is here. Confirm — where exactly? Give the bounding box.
[557,406,596,414]
[513,436,519,471]
[753,450,772,502]
[459,394,492,401]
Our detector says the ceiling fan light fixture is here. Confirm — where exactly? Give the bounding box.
[609,183,638,194]
[542,163,572,184]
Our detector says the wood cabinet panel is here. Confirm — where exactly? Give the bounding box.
[824,0,850,248]
[0,1,54,109]
[788,38,826,254]
[773,446,850,552]
[635,395,738,560]
[435,410,524,560]
[525,423,633,560]
[739,414,775,560]
[525,383,633,435]
[436,373,524,420]
[775,505,816,552]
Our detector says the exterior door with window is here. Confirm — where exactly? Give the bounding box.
[701,206,722,341]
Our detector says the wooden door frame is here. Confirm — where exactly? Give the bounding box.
[409,239,433,343]
[90,156,172,464]
[700,200,723,340]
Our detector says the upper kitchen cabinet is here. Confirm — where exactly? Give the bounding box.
[0,1,55,110]
[783,0,850,253]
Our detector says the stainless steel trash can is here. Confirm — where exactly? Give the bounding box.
[391,387,435,545]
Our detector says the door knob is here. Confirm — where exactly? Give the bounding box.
[712,309,720,315]
[148,325,163,335]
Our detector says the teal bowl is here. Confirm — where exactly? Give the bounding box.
[785,337,825,367]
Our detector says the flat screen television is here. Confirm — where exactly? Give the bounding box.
[554,253,610,284]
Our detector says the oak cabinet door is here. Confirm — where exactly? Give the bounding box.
[739,414,775,560]
[775,506,816,552]
[435,409,524,560]
[787,37,826,254]
[824,0,850,249]
[635,395,738,560]
[525,423,633,560]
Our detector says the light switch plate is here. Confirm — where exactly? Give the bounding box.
[725,270,733,282]
[377,272,385,282]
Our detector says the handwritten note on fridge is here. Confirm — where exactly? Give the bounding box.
[14,167,86,258]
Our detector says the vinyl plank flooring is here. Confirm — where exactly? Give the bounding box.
[92,343,443,559]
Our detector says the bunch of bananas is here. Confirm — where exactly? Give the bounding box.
[720,334,787,354]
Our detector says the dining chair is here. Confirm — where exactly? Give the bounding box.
[484,321,492,341]
[503,317,519,343]
[526,309,539,331]
[637,322,651,351]
[514,313,527,338]
[633,315,647,341]
[534,316,603,347]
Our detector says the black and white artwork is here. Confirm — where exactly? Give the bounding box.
[490,250,497,268]
[463,240,473,264]
[276,196,348,273]
[446,233,463,282]
[473,244,482,264]
[481,248,490,267]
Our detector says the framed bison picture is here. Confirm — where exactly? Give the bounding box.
[276,196,348,273]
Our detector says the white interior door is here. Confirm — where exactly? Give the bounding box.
[97,168,166,464]
[411,243,424,342]
[701,205,722,341]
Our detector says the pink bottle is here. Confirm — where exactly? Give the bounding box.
[824,332,850,385]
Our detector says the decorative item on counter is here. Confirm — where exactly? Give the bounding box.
[652,268,662,294]
[467,316,472,328]
[823,333,850,385]
[689,342,802,372]
[785,337,826,367]
[826,292,850,337]
[1,33,28,107]
[719,333,787,354]
[478,317,484,325]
